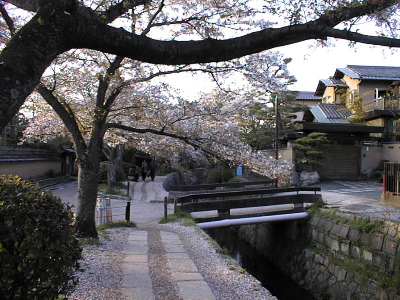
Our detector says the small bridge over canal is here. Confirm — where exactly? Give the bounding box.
[168,180,322,229]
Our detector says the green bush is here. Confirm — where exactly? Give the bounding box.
[99,161,126,182]
[205,166,234,183]
[0,175,82,300]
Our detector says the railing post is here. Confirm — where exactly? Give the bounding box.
[164,197,168,221]
[218,209,230,217]
[125,201,131,222]
[173,198,177,214]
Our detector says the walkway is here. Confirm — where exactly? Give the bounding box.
[50,177,400,299]
[52,176,216,300]
[121,177,215,300]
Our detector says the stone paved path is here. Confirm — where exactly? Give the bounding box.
[122,176,215,300]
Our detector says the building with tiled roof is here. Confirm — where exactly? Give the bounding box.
[285,65,400,180]
[315,65,400,107]
[295,91,321,106]
[311,65,400,140]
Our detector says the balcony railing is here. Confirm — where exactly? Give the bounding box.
[364,96,400,111]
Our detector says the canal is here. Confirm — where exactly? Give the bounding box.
[207,228,316,300]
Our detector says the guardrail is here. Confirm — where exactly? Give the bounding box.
[173,186,321,222]
[170,180,275,192]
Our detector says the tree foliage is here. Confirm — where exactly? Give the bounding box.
[293,132,330,169]
[1,0,400,130]
[0,112,28,146]
[21,47,294,237]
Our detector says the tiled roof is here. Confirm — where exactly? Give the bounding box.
[342,65,400,80]
[319,103,352,120]
[295,91,321,101]
[315,78,348,96]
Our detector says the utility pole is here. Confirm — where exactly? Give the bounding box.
[274,95,279,187]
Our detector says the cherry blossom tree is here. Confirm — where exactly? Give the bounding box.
[4,0,400,237]
[1,0,400,132]
[23,46,295,237]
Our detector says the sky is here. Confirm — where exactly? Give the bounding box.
[277,40,400,93]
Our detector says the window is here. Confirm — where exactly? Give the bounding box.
[335,92,342,103]
[375,88,388,99]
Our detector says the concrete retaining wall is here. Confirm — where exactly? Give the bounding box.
[231,211,400,299]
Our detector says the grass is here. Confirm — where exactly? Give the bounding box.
[309,205,384,233]
[159,209,196,226]
[79,220,136,247]
[314,245,400,292]
[98,182,128,197]
[79,237,102,247]
[97,220,136,230]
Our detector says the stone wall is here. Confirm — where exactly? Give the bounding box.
[232,211,400,300]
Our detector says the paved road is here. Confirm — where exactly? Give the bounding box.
[50,177,400,225]
[315,180,400,222]
[50,176,171,225]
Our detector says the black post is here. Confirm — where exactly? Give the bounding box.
[274,95,279,188]
[164,197,168,221]
[125,201,131,222]
[127,181,130,197]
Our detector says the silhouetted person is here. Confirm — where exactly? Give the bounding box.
[128,167,139,182]
[141,161,148,181]
[149,160,157,181]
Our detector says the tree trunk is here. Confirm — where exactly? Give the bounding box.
[107,144,124,188]
[75,156,101,238]
[107,147,117,188]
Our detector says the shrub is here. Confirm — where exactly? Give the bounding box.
[0,175,82,300]
[99,161,126,182]
[205,166,234,183]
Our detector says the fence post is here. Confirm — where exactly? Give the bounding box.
[164,197,168,221]
[125,201,131,222]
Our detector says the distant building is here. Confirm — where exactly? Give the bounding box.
[284,65,400,180]
[294,91,321,106]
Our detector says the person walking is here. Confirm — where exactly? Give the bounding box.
[141,161,148,181]
[149,159,157,181]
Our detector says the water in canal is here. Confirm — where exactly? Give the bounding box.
[207,228,316,300]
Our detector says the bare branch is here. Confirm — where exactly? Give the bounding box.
[99,0,149,24]
[141,0,164,36]
[0,3,15,35]
[37,84,87,157]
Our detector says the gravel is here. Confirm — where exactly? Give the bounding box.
[68,229,128,300]
[162,223,277,300]
[68,223,277,300]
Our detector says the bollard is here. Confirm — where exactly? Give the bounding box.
[125,201,131,222]
[164,197,168,221]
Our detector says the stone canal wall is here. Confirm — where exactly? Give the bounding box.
[232,210,400,299]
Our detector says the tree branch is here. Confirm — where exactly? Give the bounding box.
[1,0,400,132]
[37,84,87,158]
[0,3,16,35]
[71,19,400,66]
[96,55,124,108]
[99,0,149,24]
[106,122,228,159]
